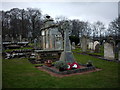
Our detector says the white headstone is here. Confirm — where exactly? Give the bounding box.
[88,42,94,50]
[104,42,115,60]
[93,41,100,50]
[72,42,75,49]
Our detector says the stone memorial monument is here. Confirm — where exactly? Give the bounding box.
[59,21,75,63]
[41,15,63,50]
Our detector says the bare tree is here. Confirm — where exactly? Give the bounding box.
[91,21,105,42]
[107,16,120,40]
[27,8,42,39]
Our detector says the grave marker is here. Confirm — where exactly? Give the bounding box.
[71,42,75,49]
[104,42,115,60]
[81,35,87,52]
[59,22,75,63]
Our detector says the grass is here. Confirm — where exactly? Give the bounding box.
[2,49,119,88]
[73,46,104,57]
[3,47,33,52]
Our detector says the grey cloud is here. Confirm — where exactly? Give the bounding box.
[1,2,118,26]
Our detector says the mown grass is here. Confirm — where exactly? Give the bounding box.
[73,46,104,57]
[3,47,33,52]
[2,51,119,88]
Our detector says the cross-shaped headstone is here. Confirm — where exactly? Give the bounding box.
[59,21,75,63]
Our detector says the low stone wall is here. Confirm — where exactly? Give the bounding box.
[42,64,96,75]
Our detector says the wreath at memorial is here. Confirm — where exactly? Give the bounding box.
[44,60,52,67]
[55,61,81,71]
[55,61,68,71]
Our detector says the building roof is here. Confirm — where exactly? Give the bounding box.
[41,24,58,30]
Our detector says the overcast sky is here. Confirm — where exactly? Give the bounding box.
[1,1,119,28]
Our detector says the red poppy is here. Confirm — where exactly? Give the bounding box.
[71,62,80,69]
[66,63,72,70]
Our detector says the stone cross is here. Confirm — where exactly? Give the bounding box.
[59,22,75,63]
[64,27,71,52]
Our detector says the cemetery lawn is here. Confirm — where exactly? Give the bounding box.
[3,53,119,88]
[3,47,33,52]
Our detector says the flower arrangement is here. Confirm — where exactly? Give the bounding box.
[70,62,80,69]
[44,60,52,67]
[55,61,81,71]
[55,61,68,71]
[86,60,93,67]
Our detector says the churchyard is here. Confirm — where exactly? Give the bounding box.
[2,15,119,88]
[2,48,119,88]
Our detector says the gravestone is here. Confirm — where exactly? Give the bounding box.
[81,35,87,52]
[95,44,100,53]
[59,22,75,63]
[119,50,120,61]
[55,35,63,50]
[93,41,100,50]
[116,43,120,61]
[102,40,106,45]
[38,36,42,49]
[19,35,22,42]
[5,34,10,41]
[87,38,91,49]
[88,42,94,50]
[116,43,120,52]
[28,31,33,43]
[104,42,115,60]
[22,38,26,42]
[34,38,37,49]
[11,37,14,43]
[71,42,75,49]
